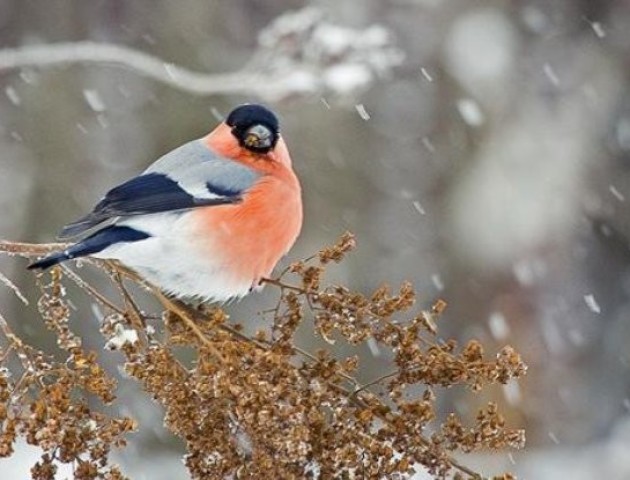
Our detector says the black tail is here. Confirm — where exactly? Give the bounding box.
[27,251,71,270]
[27,226,150,271]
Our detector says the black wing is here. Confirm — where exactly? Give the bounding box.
[59,173,239,239]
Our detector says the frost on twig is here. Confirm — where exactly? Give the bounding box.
[0,7,403,102]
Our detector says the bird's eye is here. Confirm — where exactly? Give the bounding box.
[241,124,274,152]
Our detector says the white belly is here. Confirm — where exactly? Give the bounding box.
[92,212,254,302]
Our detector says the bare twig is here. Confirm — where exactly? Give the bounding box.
[351,370,398,398]
[58,264,125,315]
[109,271,148,336]
[0,241,68,256]
[260,277,304,293]
[0,269,29,305]
[152,288,225,363]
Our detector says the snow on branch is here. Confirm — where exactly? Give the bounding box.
[0,41,250,95]
[0,8,404,101]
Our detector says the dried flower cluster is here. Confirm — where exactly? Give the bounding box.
[0,268,135,480]
[0,233,526,479]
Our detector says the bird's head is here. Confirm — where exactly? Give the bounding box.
[225,104,280,155]
[204,104,293,171]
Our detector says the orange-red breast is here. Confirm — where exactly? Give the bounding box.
[28,104,303,302]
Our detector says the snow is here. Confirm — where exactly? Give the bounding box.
[141,33,156,45]
[4,86,20,105]
[367,337,381,357]
[276,70,318,95]
[258,6,323,48]
[313,24,354,57]
[502,380,522,405]
[304,461,321,478]
[97,114,109,128]
[412,200,426,215]
[616,118,630,150]
[420,67,433,82]
[431,273,444,291]
[421,137,435,153]
[229,413,253,457]
[609,185,625,202]
[3,442,72,478]
[588,20,607,39]
[568,328,586,346]
[82,88,106,112]
[9,131,22,142]
[548,431,560,444]
[90,303,104,323]
[521,5,549,33]
[488,312,510,340]
[323,64,372,96]
[512,260,542,285]
[162,62,178,80]
[355,103,371,121]
[444,9,517,91]
[105,323,139,350]
[18,69,38,85]
[358,25,390,48]
[209,106,222,122]
[256,7,402,100]
[456,98,485,127]
[583,294,601,314]
[543,63,560,87]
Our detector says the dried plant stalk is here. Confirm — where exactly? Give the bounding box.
[0,234,526,479]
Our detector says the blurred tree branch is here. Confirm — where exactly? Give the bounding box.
[0,42,253,95]
[0,8,403,102]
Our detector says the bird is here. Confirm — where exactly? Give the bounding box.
[28,104,303,302]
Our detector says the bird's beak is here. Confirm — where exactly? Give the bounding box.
[243,124,273,150]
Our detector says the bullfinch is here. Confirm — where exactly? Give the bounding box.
[28,104,303,302]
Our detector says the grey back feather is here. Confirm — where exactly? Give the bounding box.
[145,140,259,199]
[58,139,260,239]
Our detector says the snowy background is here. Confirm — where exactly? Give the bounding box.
[2,0,630,478]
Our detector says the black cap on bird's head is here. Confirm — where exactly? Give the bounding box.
[226,104,280,154]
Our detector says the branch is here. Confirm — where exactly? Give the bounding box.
[0,8,404,101]
[0,236,524,479]
[0,240,68,256]
[0,42,263,96]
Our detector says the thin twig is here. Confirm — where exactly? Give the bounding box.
[59,264,125,315]
[351,370,399,399]
[110,271,148,338]
[260,277,305,293]
[0,241,69,256]
[0,269,29,305]
[152,289,225,363]
[0,312,46,394]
